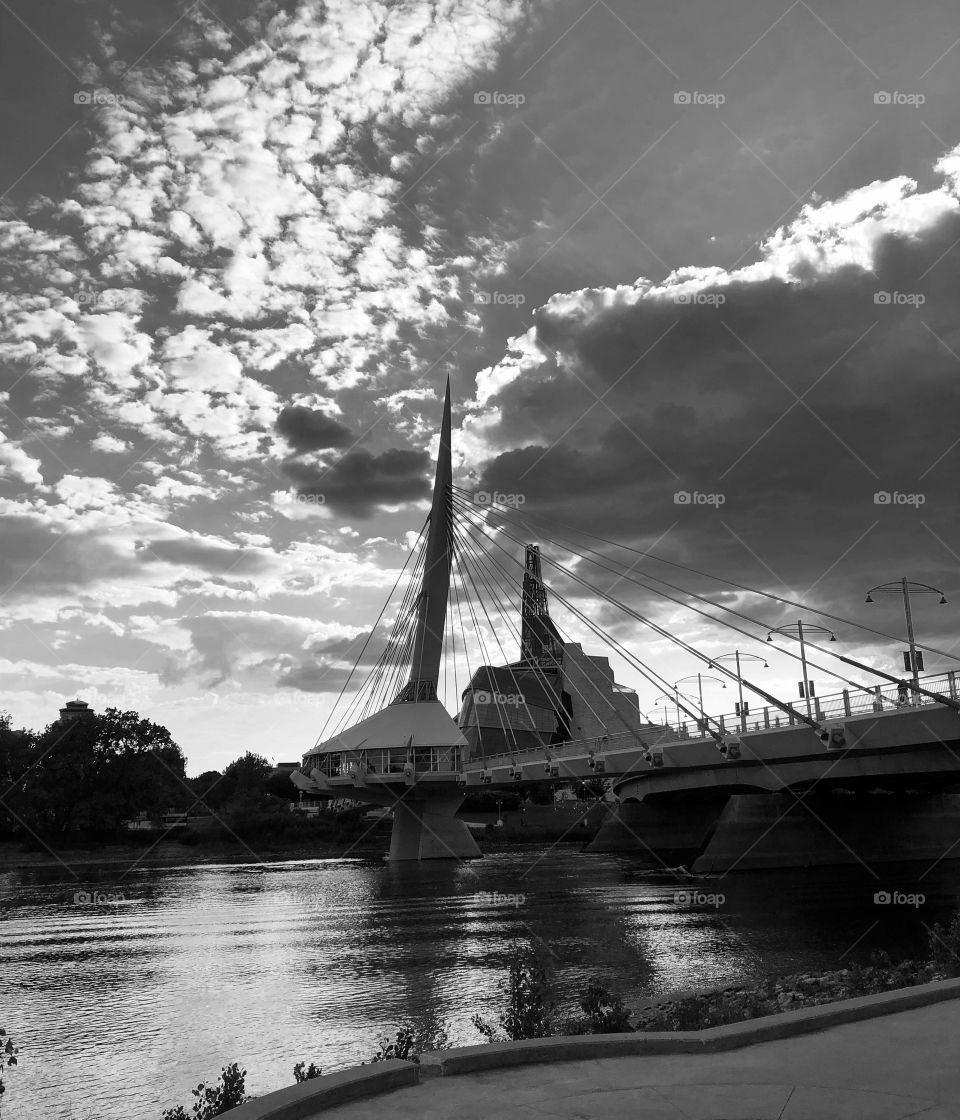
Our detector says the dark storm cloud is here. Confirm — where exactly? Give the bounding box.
[468,191,960,638]
[136,537,274,575]
[275,406,355,453]
[281,447,431,518]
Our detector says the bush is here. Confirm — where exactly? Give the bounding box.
[161,1062,248,1119]
[928,912,960,978]
[292,1061,321,1082]
[579,982,633,1033]
[366,1024,449,1064]
[473,944,555,1041]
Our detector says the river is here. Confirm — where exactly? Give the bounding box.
[1,848,957,1120]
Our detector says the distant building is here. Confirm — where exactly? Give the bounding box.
[58,699,95,723]
[457,546,666,759]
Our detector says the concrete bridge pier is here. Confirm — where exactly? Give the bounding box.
[692,791,960,873]
[587,798,725,863]
[388,792,481,861]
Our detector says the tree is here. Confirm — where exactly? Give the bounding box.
[219,752,272,807]
[0,714,34,837]
[18,708,188,836]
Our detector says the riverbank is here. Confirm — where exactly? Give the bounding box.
[0,804,606,871]
[0,836,388,872]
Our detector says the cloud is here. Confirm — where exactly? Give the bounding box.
[462,145,960,627]
[276,406,355,453]
[282,447,431,517]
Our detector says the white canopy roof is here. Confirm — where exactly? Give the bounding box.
[311,700,467,756]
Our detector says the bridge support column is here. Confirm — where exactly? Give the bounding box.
[587,799,724,862]
[693,792,960,873]
[388,793,481,861]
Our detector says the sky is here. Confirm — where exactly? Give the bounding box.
[3,0,960,772]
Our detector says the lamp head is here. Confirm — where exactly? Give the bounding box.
[940,595,948,605]
[865,594,873,603]
[763,661,769,669]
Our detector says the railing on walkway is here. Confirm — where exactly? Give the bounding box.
[460,671,960,772]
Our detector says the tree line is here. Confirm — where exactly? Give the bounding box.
[0,707,289,843]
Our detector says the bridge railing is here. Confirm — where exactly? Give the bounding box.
[460,671,960,768]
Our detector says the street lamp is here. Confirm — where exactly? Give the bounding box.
[655,691,697,731]
[674,673,726,732]
[767,621,836,718]
[865,578,947,697]
[711,651,768,730]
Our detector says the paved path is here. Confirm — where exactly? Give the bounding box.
[320,998,960,1119]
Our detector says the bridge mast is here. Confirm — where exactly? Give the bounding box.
[520,544,563,666]
[393,378,453,704]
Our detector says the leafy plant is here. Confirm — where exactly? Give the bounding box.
[579,982,633,1033]
[292,1061,322,1083]
[161,1062,248,1119]
[0,1029,19,1118]
[928,912,960,978]
[473,944,555,1041]
[367,1024,449,1064]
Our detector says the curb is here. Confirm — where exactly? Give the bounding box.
[220,1060,419,1120]
[216,977,960,1119]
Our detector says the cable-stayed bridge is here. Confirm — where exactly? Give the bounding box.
[292,383,960,867]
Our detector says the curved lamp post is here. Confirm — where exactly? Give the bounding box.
[674,673,726,732]
[865,578,947,696]
[767,621,836,718]
[711,651,768,730]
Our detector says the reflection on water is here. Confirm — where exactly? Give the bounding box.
[2,848,959,1120]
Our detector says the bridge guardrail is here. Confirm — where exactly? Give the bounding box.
[461,671,960,772]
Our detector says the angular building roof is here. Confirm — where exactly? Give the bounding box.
[312,700,467,755]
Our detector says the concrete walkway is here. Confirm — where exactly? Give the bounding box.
[319,998,960,1120]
